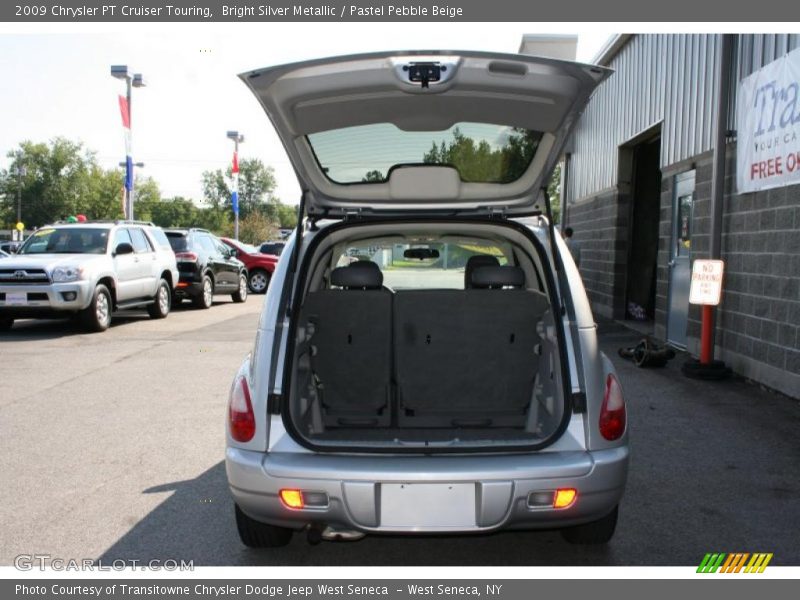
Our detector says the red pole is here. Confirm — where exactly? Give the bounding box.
[700,304,714,364]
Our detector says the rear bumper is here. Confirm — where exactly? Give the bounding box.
[0,281,93,317]
[226,446,629,533]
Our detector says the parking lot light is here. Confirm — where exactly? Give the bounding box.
[110,65,146,220]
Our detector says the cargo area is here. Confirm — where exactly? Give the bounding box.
[284,221,570,450]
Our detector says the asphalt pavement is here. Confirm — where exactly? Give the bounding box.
[1,300,798,566]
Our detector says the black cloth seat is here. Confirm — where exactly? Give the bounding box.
[394,265,549,426]
[300,261,392,426]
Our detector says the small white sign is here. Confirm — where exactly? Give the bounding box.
[689,260,725,306]
[5,292,27,306]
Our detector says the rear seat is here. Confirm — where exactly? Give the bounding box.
[299,261,392,426]
[394,265,549,427]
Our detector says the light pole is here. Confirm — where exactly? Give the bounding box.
[111,65,145,220]
[226,131,244,240]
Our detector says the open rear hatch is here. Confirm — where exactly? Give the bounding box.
[241,51,610,452]
[241,50,610,218]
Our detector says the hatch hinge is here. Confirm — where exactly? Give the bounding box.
[344,207,363,221]
[489,206,508,220]
[267,393,283,414]
[572,392,586,413]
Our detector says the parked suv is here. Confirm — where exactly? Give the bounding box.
[165,228,248,308]
[0,220,178,332]
[221,237,279,294]
[225,52,628,548]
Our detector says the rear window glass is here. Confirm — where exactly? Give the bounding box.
[148,228,173,251]
[165,232,188,252]
[307,122,542,184]
[334,240,510,290]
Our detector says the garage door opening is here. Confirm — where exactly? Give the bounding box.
[623,134,662,331]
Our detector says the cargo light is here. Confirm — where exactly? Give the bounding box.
[553,488,577,509]
[280,489,305,509]
[599,373,626,441]
[228,375,255,442]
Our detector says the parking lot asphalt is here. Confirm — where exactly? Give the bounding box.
[1,301,799,567]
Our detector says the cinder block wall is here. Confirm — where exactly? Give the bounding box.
[565,190,629,319]
[660,146,799,397]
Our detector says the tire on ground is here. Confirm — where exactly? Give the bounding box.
[560,505,618,544]
[148,278,171,319]
[81,284,113,332]
[193,275,214,309]
[234,504,293,548]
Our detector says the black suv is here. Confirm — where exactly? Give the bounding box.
[165,228,248,308]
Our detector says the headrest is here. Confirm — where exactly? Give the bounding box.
[470,266,525,289]
[464,254,500,288]
[330,261,383,289]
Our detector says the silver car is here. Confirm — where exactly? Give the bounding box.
[225,51,629,547]
[0,221,179,332]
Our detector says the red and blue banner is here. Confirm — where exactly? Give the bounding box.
[117,94,133,195]
[231,151,240,216]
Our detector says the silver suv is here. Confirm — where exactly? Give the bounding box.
[0,221,179,332]
[225,51,628,548]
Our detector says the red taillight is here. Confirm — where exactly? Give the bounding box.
[175,251,199,262]
[228,376,255,442]
[599,374,626,441]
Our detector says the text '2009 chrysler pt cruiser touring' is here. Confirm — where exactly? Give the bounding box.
[225,51,628,548]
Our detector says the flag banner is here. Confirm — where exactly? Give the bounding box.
[231,151,240,216]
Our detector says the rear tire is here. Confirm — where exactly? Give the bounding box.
[560,506,618,544]
[147,279,171,319]
[248,269,270,294]
[0,317,13,331]
[232,273,248,303]
[235,504,293,548]
[81,284,112,332]
[192,275,214,309]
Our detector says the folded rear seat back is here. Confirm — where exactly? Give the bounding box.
[394,265,549,427]
[299,261,392,427]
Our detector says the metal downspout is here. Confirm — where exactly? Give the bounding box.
[708,34,735,341]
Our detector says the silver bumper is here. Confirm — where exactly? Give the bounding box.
[0,281,94,312]
[226,446,629,533]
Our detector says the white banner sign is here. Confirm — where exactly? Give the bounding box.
[737,47,800,193]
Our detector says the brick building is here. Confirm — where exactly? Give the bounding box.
[558,34,799,398]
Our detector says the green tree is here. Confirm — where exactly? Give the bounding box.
[362,170,384,182]
[202,157,277,218]
[228,211,279,244]
[547,161,562,225]
[274,203,298,229]
[1,139,97,227]
[143,196,200,228]
[423,127,540,183]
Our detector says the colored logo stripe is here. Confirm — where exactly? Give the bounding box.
[745,553,773,573]
[697,553,773,573]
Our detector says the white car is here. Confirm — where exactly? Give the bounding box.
[0,221,179,332]
[225,51,628,547]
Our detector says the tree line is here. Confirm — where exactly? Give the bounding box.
[0,138,298,243]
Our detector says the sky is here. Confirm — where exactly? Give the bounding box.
[0,24,613,208]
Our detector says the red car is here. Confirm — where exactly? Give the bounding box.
[221,237,279,294]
